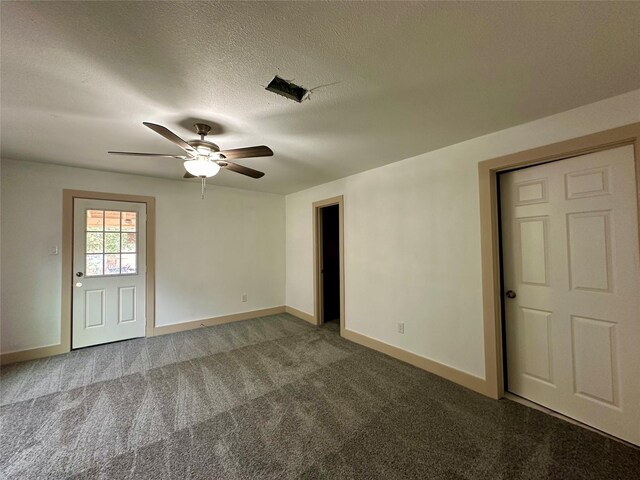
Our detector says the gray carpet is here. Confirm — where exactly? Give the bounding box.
[1,313,638,479]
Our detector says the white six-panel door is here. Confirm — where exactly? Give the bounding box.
[500,145,640,445]
[73,199,146,348]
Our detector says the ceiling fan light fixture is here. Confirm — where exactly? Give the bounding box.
[184,158,221,177]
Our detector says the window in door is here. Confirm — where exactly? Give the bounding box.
[85,209,138,276]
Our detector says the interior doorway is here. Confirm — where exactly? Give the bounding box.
[313,196,345,334]
[321,205,340,325]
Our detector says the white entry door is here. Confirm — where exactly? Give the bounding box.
[500,145,640,445]
[73,199,146,348]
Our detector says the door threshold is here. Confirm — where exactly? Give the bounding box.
[504,392,639,450]
[72,335,145,351]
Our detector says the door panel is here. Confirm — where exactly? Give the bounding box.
[501,144,640,445]
[517,217,549,285]
[85,289,106,328]
[565,166,610,199]
[567,211,613,292]
[571,315,618,406]
[118,286,137,323]
[73,199,146,348]
[520,307,554,385]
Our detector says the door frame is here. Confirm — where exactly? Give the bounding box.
[62,189,156,352]
[313,195,345,336]
[478,122,640,399]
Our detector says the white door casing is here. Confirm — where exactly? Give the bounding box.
[500,145,640,445]
[73,199,146,348]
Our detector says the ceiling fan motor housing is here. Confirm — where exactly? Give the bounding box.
[194,123,212,137]
[188,139,221,154]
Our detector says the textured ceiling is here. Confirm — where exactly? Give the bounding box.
[2,1,639,194]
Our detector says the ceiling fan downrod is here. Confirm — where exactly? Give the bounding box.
[194,123,211,140]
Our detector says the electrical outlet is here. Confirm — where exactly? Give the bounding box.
[397,322,405,334]
[241,293,248,303]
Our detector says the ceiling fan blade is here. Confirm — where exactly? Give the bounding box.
[218,145,273,160]
[222,161,265,178]
[143,122,196,156]
[183,172,196,179]
[109,151,186,159]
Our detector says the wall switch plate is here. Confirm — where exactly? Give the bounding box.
[241,293,248,302]
[49,245,59,255]
[397,322,405,334]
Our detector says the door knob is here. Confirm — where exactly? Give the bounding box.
[76,272,84,277]
[505,290,516,299]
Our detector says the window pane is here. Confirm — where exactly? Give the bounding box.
[121,233,136,253]
[121,254,137,274]
[121,212,137,232]
[86,232,103,253]
[105,211,121,231]
[105,233,120,253]
[86,210,104,231]
[86,254,103,276]
[104,254,120,275]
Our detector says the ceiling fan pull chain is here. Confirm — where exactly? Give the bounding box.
[201,177,206,200]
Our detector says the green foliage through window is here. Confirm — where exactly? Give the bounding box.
[84,209,137,276]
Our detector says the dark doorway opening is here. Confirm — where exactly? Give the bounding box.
[321,204,340,325]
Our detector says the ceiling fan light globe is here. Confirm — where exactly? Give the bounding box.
[184,159,221,177]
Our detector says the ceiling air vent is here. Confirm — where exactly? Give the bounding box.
[265,76,308,103]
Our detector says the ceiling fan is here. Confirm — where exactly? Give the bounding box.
[109,122,272,180]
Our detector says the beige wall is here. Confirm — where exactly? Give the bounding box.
[285,89,640,379]
[0,161,285,354]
